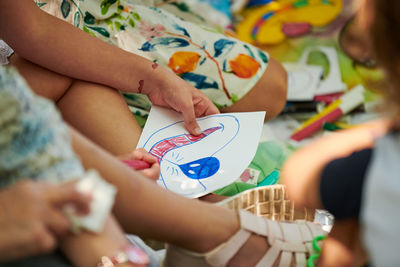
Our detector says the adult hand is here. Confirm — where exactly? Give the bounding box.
[118,148,160,181]
[143,67,220,135]
[0,179,91,262]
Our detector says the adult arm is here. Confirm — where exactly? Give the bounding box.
[0,0,219,134]
[0,180,90,262]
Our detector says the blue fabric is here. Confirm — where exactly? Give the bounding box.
[200,0,232,18]
[0,66,85,188]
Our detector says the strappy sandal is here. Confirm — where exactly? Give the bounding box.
[164,209,327,267]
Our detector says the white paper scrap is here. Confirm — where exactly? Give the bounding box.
[137,106,265,198]
[283,62,323,101]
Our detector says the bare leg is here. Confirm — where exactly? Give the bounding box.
[70,126,238,250]
[57,80,142,154]
[60,216,140,267]
[10,54,141,155]
[222,58,288,120]
[10,54,287,154]
[69,126,272,266]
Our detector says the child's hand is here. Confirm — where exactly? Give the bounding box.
[118,148,160,181]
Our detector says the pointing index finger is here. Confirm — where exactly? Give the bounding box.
[181,103,202,136]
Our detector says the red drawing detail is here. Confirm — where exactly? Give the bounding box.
[149,126,221,163]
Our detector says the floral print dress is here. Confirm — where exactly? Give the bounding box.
[37,0,269,110]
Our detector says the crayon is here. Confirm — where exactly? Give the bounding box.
[121,159,151,170]
[291,85,365,141]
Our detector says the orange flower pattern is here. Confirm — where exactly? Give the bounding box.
[37,0,269,107]
[168,51,200,74]
[229,54,261,78]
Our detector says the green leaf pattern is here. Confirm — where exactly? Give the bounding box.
[73,11,81,27]
[61,0,71,18]
[100,0,117,15]
[37,0,269,107]
[83,11,95,24]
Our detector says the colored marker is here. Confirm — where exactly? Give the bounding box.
[291,85,365,141]
[282,101,319,114]
[121,159,151,170]
[322,122,342,131]
[313,92,343,105]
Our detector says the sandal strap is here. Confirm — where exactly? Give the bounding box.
[298,221,314,242]
[237,211,326,267]
[255,240,282,267]
[206,211,317,267]
[266,220,283,243]
[204,210,269,266]
[239,209,269,236]
[165,210,326,267]
[255,239,310,267]
[296,252,307,266]
[205,229,251,266]
[279,251,292,267]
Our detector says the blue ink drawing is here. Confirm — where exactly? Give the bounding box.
[141,115,240,196]
[179,157,220,179]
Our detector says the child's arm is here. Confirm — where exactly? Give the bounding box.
[0,0,219,135]
[281,119,390,209]
[281,120,389,267]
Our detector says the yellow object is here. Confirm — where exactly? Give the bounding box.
[236,0,343,45]
[292,99,341,134]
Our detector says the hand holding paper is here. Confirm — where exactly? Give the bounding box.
[137,106,265,198]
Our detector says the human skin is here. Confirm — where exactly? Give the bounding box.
[69,126,273,267]
[0,180,90,262]
[1,0,287,156]
[281,120,389,267]
[0,0,219,139]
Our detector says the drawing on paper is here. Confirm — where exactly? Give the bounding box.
[142,115,240,196]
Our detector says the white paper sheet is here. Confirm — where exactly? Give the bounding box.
[137,106,265,198]
[283,62,323,101]
[298,46,347,96]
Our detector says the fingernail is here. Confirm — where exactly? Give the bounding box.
[194,127,202,135]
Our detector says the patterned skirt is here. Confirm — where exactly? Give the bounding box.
[37,0,269,111]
